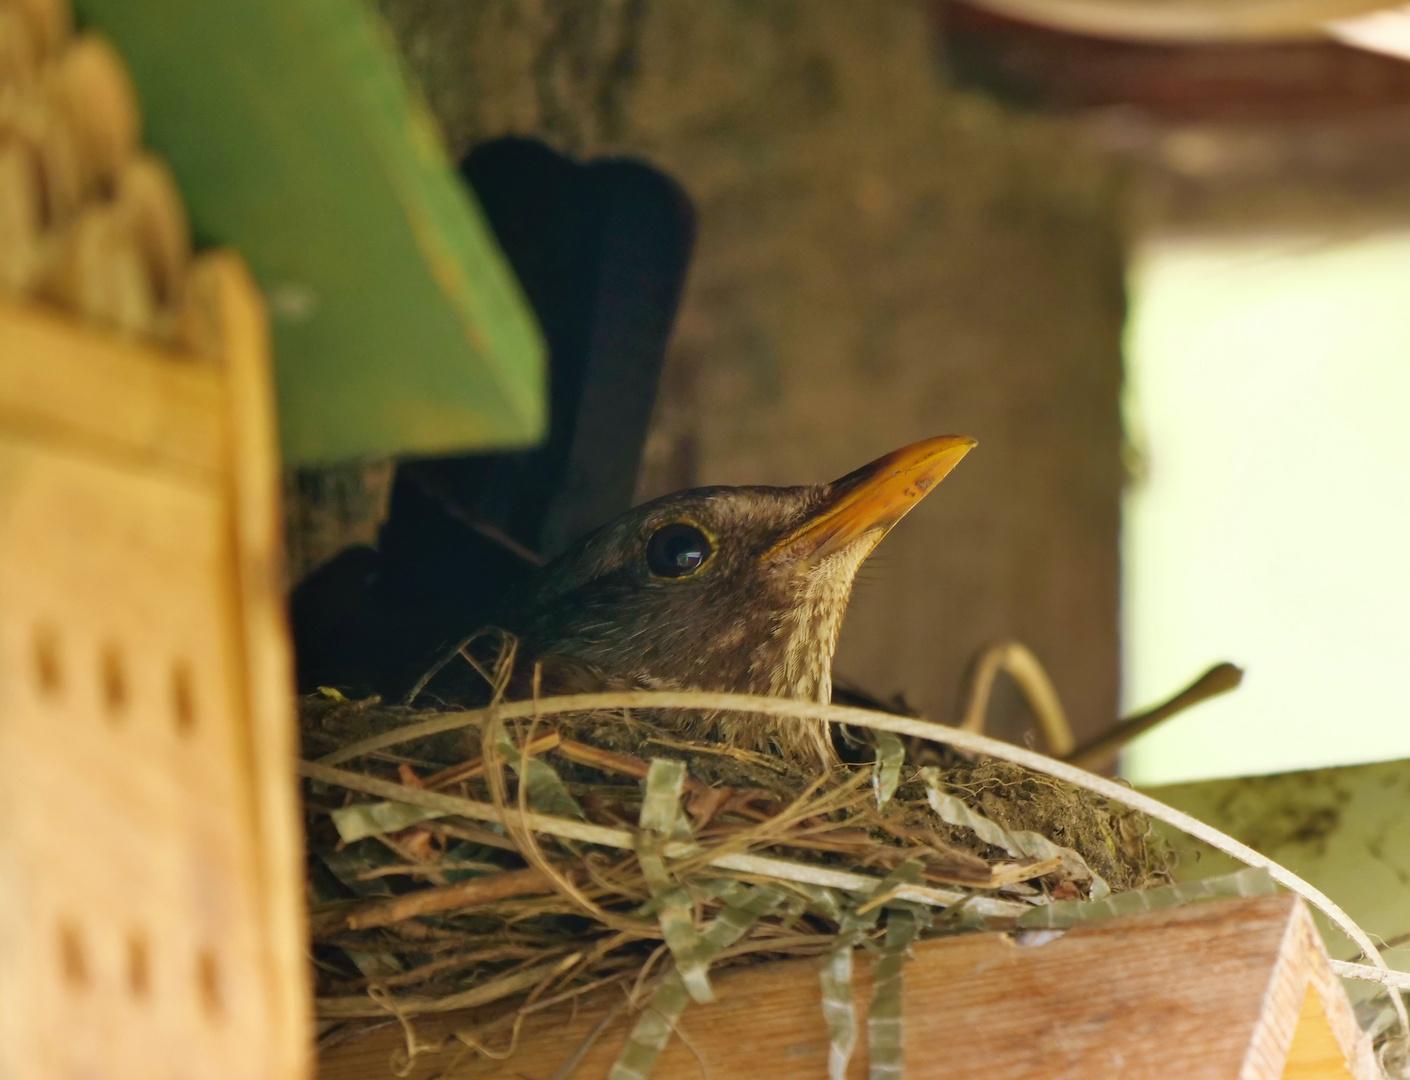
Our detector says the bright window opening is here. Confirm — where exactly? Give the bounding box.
[1121,230,1410,785]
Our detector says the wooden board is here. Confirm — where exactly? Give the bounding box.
[318,893,1376,1080]
[1146,758,1410,974]
[73,0,546,464]
[0,261,309,1079]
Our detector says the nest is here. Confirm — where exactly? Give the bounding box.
[300,679,1173,1072]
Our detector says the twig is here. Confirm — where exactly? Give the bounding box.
[957,641,1075,756]
[1064,663,1244,769]
[546,992,634,1080]
[352,947,542,990]
[298,760,1028,918]
[341,867,557,931]
[423,731,560,791]
[355,860,504,881]
[501,713,639,932]
[644,735,790,773]
[1329,961,1410,991]
[317,954,583,1019]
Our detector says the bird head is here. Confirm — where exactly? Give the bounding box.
[499,435,976,765]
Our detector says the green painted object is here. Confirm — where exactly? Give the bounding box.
[75,0,546,465]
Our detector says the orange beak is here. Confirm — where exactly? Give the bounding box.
[764,435,977,562]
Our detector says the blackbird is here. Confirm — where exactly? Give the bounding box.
[432,435,975,767]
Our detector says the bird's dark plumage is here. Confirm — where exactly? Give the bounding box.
[289,137,693,700]
[429,436,976,767]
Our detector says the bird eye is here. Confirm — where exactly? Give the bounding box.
[646,523,713,579]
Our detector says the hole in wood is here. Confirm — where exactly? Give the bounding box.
[127,931,150,1000]
[100,645,127,721]
[196,950,221,1020]
[33,626,61,697]
[172,661,196,735]
[58,922,87,989]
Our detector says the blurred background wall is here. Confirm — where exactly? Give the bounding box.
[1117,114,1410,782]
[366,0,1129,745]
[283,0,1410,776]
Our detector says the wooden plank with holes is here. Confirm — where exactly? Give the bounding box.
[0,257,308,1079]
[317,893,1377,1080]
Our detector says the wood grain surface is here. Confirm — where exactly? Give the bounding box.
[319,893,1375,1080]
[206,251,314,1080]
[0,269,309,1079]
[0,297,223,477]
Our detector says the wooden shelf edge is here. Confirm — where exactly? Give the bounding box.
[318,892,1380,1080]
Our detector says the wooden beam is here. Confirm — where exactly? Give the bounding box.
[317,893,1377,1080]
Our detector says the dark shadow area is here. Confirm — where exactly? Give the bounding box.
[291,136,695,698]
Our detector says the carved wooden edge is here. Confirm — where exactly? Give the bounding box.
[0,0,195,344]
[199,250,313,1080]
[1253,898,1380,1080]
[0,251,310,1077]
[0,296,223,475]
